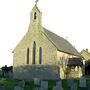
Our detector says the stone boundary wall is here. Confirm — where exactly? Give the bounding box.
[13,65,60,81]
[67,71,81,78]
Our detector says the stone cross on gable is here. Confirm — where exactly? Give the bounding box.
[35,0,39,4]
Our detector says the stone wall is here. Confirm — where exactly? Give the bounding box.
[13,65,60,80]
[67,71,82,78]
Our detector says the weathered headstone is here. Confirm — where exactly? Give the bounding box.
[8,71,12,78]
[14,86,24,90]
[18,80,25,88]
[33,87,44,90]
[79,77,86,88]
[33,87,40,90]
[0,71,2,77]
[87,81,90,90]
[53,86,63,90]
[56,80,62,86]
[70,83,77,90]
[40,87,45,90]
[0,85,5,90]
[34,78,40,85]
[40,81,48,90]
[67,78,74,87]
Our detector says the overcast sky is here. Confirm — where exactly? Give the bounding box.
[0,0,90,67]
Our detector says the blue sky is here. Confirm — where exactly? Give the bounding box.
[0,0,90,67]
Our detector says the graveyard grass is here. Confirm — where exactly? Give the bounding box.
[0,76,90,90]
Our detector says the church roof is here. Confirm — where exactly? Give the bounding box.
[43,27,80,56]
[67,58,83,66]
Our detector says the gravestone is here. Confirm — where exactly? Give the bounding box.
[39,87,45,90]
[18,80,25,88]
[56,80,62,86]
[0,71,2,77]
[34,78,40,85]
[67,78,74,87]
[0,85,5,90]
[79,77,86,88]
[33,87,44,90]
[52,86,63,90]
[87,81,90,90]
[14,86,24,90]
[70,83,77,90]
[8,71,12,78]
[33,87,40,90]
[40,81,48,90]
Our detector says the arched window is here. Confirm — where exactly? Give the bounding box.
[39,47,42,64]
[27,48,29,64]
[32,41,36,64]
[34,12,37,20]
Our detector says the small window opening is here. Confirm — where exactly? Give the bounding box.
[32,41,36,64]
[39,47,42,64]
[27,48,29,64]
[34,12,37,20]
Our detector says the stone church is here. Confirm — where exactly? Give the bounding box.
[13,3,82,80]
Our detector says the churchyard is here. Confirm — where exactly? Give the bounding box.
[0,76,90,90]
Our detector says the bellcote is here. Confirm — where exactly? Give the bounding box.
[30,4,42,26]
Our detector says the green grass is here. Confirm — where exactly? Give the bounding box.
[0,77,89,90]
[0,78,18,90]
